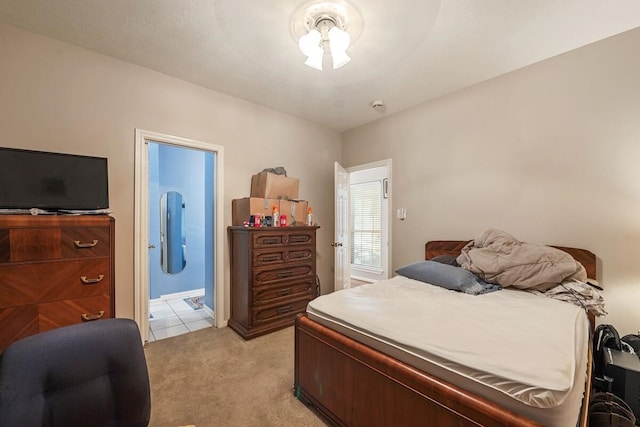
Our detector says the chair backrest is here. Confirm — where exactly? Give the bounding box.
[0,318,150,427]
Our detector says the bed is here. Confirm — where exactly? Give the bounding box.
[294,239,596,427]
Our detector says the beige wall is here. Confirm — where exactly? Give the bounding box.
[0,23,341,320]
[342,28,640,335]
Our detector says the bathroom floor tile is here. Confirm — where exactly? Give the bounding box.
[149,315,182,331]
[149,306,175,319]
[147,291,214,342]
[179,310,211,323]
[185,318,214,332]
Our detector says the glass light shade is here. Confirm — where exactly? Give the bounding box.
[299,29,324,70]
[330,49,351,69]
[299,29,321,56]
[328,26,351,69]
[304,51,324,70]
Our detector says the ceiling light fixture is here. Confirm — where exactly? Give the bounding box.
[291,1,363,71]
[298,17,350,70]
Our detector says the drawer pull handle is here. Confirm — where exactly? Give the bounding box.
[81,274,104,284]
[277,288,292,297]
[74,240,98,248]
[277,271,294,279]
[290,236,308,243]
[81,310,105,321]
[262,255,279,262]
[290,252,306,258]
[276,306,293,315]
[263,238,279,244]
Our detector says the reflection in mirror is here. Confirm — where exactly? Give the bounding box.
[160,191,186,274]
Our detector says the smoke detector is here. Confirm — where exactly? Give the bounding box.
[371,99,386,113]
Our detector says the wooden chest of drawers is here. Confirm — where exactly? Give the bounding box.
[228,226,319,339]
[0,215,115,351]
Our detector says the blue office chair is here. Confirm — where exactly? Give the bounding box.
[0,318,151,427]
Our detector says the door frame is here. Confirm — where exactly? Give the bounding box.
[349,162,391,282]
[334,158,392,290]
[333,162,351,292]
[134,129,225,342]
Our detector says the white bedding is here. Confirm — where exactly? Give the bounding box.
[306,275,590,427]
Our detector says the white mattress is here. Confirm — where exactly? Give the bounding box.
[306,276,590,427]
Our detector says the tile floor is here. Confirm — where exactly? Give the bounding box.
[148,291,214,342]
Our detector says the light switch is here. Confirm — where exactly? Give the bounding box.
[397,208,406,220]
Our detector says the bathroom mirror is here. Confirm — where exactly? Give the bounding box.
[160,191,186,274]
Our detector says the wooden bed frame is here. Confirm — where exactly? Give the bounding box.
[294,240,596,427]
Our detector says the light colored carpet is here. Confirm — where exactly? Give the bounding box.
[144,325,330,427]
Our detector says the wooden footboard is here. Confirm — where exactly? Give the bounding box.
[294,314,542,427]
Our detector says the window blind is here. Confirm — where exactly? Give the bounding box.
[350,180,382,268]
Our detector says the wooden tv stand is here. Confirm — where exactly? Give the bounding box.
[0,214,115,351]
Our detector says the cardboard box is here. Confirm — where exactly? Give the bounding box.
[279,200,308,226]
[250,172,299,200]
[232,197,280,226]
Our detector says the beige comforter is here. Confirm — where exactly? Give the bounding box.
[456,229,587,291]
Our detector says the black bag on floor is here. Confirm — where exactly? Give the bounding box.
[622,334,640,355]
[593,324,623,387]
[589,392,636,427]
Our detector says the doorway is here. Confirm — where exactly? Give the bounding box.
[134,129,225,343]
[349,165,390,283]
[146,142,213,341]
[334,159,391,291]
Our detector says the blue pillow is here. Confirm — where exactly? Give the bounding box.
[395,261,500,295]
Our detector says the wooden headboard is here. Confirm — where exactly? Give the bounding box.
[425,240,597,280]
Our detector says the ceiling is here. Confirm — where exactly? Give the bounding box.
[1,0,640,132]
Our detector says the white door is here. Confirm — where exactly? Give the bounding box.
[334,162,351,291]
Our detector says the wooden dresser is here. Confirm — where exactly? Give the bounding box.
[0,215,115,351]
[228,225,319,339]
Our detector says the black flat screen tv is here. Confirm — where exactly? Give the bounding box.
[0,147,109,211]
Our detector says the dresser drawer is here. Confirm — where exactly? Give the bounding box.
[39,294,111,331]
[251,229,316,249]
[0,294,110,349]
[1,226,110,262]
[0,259,110,308]
[253,264,314,286]
[61,227,111,258]
[286,230,316,246]
[0,305,38,349]
[253,246,314,267]
[253,280,315,305]
[2,227,62,262]
[253,232,286,248]
[252,299,310,325]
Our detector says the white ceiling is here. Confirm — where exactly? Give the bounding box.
[1,0,639,131]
